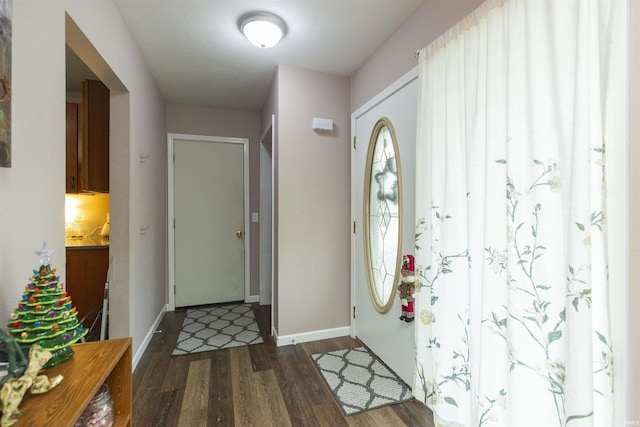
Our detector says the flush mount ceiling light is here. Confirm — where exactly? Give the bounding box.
[239,12,286,49]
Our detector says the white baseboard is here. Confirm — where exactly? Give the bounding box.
[275,326,350,347]
[245,294,259,303]
[133,304,167,371]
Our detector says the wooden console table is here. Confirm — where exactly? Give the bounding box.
[15,337,132,426]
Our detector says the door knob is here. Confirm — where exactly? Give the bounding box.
[236,230,243,239]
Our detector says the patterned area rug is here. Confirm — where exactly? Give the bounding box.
[310,347,412,416]
[172,303,263,355]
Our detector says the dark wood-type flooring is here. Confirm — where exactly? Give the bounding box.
[132,303,435,426]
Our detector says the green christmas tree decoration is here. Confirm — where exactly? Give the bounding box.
[5,242,88,368]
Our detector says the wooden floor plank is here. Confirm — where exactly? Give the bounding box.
[132,352,170,422]
[161,354,190,392]
[312,402,350,427]
[301,336,362,356]
[392,399,437,427]
[347,405,409,427]
[134,310,186,396]
[247,338,277,372]
[208,349,235,426]
[150,389,179,427]
[273,345,324,427]
[177,359,211,427]
[162,388,185,427]
[230,346,263,426]
[252,369,292,426]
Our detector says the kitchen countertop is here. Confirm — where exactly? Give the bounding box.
[65,236,109,249]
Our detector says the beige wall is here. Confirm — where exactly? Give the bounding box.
[275,65,351,337]
[351,0,484,111]
[628,0,639,422]
[0,2,67,324]
[165,103,261,297]
[1,0,167,363]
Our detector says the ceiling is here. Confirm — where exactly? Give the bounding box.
[67,0,428,112]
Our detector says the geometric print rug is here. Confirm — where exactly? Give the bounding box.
[310,347,412,416]
[172,303,263,355]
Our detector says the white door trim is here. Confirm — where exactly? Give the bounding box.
[258,114,275,327]
[167,133,250,311]
[350,65,418,338]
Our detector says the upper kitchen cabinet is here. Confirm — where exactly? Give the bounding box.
[66,102,80,193]
[81,79,110,192]
[66,79,110,193]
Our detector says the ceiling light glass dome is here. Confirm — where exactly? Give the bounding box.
[239,12,286,49]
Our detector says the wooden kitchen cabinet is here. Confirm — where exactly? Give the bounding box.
[16,338,132,427]
[65,79,109,193]
[81,79,110,192]
[65,102,81,193]
[66,248,109,329]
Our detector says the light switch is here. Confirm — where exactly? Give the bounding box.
[252,212,259,222]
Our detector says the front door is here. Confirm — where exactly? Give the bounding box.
[172,136,247,308]
[353,73,418,385]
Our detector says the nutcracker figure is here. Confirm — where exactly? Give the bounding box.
[398,254,416,322]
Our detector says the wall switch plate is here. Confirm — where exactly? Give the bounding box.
[252,212,259,222]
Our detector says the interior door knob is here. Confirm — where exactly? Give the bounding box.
[236,230,243,239]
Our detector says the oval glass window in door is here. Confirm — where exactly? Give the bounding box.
[363,117,402,313]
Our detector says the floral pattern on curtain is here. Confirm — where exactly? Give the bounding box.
[413,0,626,426]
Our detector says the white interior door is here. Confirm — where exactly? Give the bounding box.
[353,70,418,386]
[173,136,247,308]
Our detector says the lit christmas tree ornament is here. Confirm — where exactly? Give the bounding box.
[5,242,88,368]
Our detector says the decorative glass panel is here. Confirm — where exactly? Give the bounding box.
[364,118,402,313]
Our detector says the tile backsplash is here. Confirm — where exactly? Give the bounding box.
[65,193,110,239]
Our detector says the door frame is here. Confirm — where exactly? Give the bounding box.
[167,133,250,311]
[350,66,419,337]
[259,115,275,317]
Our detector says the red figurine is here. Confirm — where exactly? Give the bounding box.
[398,254,416,322]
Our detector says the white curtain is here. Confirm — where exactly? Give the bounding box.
[413,0,627,426]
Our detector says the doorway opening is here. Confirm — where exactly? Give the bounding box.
[65,13,130,339]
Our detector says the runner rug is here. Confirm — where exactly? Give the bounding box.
[310,346,412,416]
[172,303,263,355]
